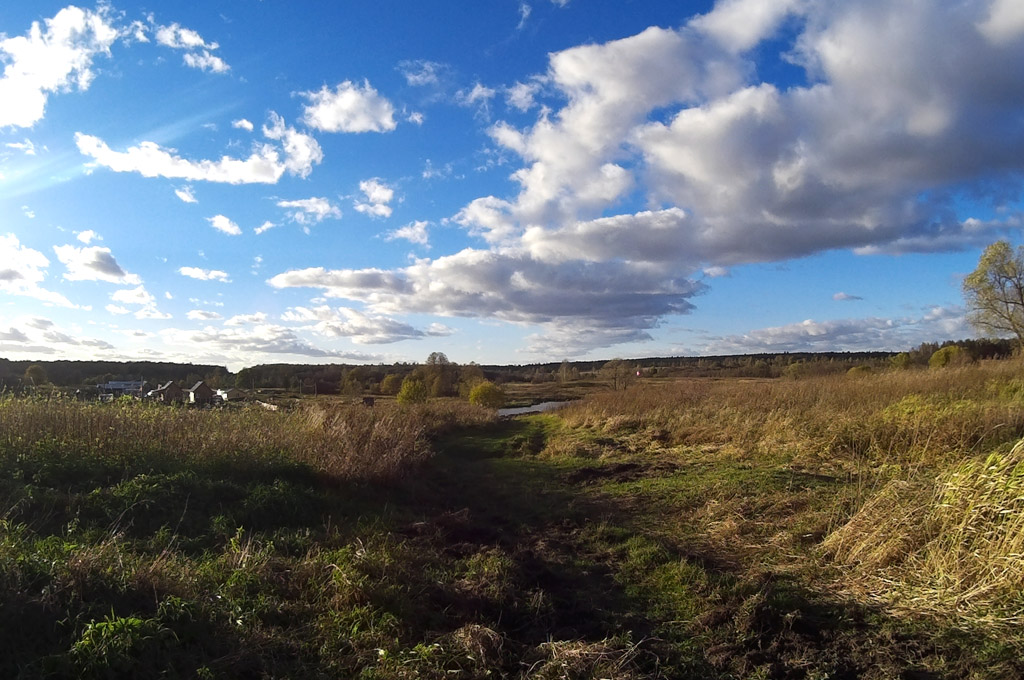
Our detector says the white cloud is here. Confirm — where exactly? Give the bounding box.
[833,292,863,302]
[75,133,286,184]
[301,80,397,133]
[111,285,170,319]
[0,234,76,307]
[224,312,267,326]
[6,139,36,155]
[76,230,99,244]
[254,221,277,235]
[154,23,216,50]
[232,118,254,132]
[21,206,35,219]
[262,112,323,178]
[160,323,379,361]
[705,307,970,354]
[174,186,197,203]
[506,81,541,112]
[386,220,430,246]
[76,112,322,185]
[183,50,229,73]
[353,178,394,218]
[277,197,341,225]
[398,60,445,87]
[207,214,242,235]
[281,305,437,344]
[457,82,497,119]
[691,0,802,52]
[977,0,1024,45]
[407,111,424,125]
[54,244,140,285]
[187,309,223,321]
[106,304,130,315]
[178,266,230,282]
[0,6,118,128]
[268,248,704,355]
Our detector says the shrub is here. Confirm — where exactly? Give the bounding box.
[846,365,872,377]
[468,381,505,408]
[380,373,403,395]
[929,345,968,368]
[397,378,429,405]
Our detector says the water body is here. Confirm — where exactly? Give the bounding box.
[497,401,571,417]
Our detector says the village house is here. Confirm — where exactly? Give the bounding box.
[147,381,184,404]
[215,387,248,402]
[96,379,152,400]
[188,381,215,405]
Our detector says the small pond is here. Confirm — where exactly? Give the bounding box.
[497,400,572,417]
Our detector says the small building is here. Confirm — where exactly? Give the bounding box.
[215,387,248,402]
[188,381,215,405]
[148,381,184,404]
[97,380,150,399]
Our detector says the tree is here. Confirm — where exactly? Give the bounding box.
[396,377,429,404]
[23,364,47,386]
[600,359,635,391]
[380,373,403,395]
[963,240,1024,350]
[468,381,506,408]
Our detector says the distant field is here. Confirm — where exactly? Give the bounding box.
[2,361,1024,677]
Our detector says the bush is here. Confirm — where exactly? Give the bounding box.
[397,378,429,405]
[468,381,505,408]
[929,345,969,369]
[380,374,403,395]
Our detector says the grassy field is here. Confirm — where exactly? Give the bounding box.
[2,363,1024,677]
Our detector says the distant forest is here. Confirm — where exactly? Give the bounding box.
[1,338,1016,394]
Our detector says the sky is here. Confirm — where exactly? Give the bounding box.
[2,0,1024,371]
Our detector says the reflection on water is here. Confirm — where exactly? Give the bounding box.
[497,401,571,417]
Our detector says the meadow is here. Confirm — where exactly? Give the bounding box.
[2,360,1024,678]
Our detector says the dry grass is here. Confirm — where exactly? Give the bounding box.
[0,397,496,481]
[824,439,1024,629]
[556,361,1024,470]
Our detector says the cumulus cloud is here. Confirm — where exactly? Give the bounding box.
[401,3,1024,354]
[224,312,267,326]
[75,133,286,184]
[154,22,230,73]
[187,309,223,321]
[254,221,277,235]
[160,323,380,361]
[111,285,170,319]
[183,50,229,73]
[76,112,321,185]
[207,214,242,235]
[277,197,341,225]
[0,234,76,307]
[301,80,397,133]
[261,112,323,178]
[0,6,118,128]
[269,248,705,355]
[353,178,394,218]
[386,220,430,246]
[0,317,113,355]
[281,305,443,344]
[705,306,970,354]
[178,266,230,282]
[232,118,254,132]
[54,244,141,284]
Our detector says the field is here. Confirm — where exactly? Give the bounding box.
[3,362,1024,678]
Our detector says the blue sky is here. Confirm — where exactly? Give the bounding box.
[2,0,1024,371]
